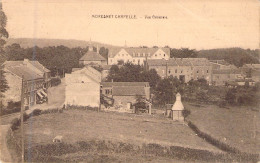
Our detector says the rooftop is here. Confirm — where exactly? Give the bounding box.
[112,86,145,96]
[108,47,170,58]
[101,82,150,87]
[147,58,210,67]
[79,51,106,61]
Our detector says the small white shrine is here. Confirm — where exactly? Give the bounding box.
[171,93,184,121]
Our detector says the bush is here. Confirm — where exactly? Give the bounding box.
[11,118,20,131]
[31,109,42,116]
[0,107,21,116]
[50,77,61,87]
[182,109,190,118]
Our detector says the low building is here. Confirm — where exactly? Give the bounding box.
[241,64,260,82]
[3,59,51,88]
[209,60,236,70]
[65,66,101,107]
[147,58,212,83]
[101,82,150,109]
[211,69,243,86]
[79,46,107,66]
[2,59,47,107]
[108,47,170,65]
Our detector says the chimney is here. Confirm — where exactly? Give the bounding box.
[97,45,99,53]
[23,59,29,65]
[24,58,29,62]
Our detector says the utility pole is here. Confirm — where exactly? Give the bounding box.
[20,76,25,163]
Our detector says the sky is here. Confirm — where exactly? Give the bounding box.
[2,0,259,49]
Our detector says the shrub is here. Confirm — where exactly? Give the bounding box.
[11,118,20,131]
[182,109,190,118]
[0,107,21,116]
[31,109,42,116]
[50,77,61,87]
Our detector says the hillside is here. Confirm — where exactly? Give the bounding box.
[198,48,260,67]
[6,38,120,49]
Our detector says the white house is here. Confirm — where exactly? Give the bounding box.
[108,47,170,65]
[65,66,101,107]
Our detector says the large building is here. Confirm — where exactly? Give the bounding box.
[147,58,212,83]
[108,47,170,65]
[2,59,49,107]
[211,69,243,86]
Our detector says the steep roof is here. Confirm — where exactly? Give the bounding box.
[112,86,145,96]
[72,66,101,83]
[3,60,50,73]
[5,65,43,80]
[79,51,106,61]
[108,47,170,58]
[101,82,149,87]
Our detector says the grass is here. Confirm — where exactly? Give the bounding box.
[14,109,219,152]
[185,102,259,154]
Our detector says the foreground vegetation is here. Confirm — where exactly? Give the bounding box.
[8,108,259,162]
[185,102,259,154]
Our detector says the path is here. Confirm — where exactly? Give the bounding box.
[0,125,12,162]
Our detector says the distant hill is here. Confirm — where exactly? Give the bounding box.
[6,38,120,49]
[198,48,260,67]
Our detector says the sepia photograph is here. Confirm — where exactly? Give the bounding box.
[0,0,259,162]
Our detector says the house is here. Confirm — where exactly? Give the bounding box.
[108,47,170,65]
[79,46,107,66]
[65,66,101,107]
[241,64,260,81]
[211,68,243,86]
[3,59,51,88]
[2,59,48,107]
[147,58,212,83]
[101,82,150,109]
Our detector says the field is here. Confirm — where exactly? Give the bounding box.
[12,108,225,162]
[185,102,259,154]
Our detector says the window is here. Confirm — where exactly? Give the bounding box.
[197,70,199,73]
[164,54,166,57]
[181,70,183,73]
[168,70,171,74]
[105,89,111,95]
[175,69,177,73]
[140,53,143,57]
[155,54,157,57]
[207,70,209,73]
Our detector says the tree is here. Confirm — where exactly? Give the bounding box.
[99,47,108,60]
[0,2,9,54]
[0,2,9,102]
[154,76,183,105]
[170,48,198,58]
